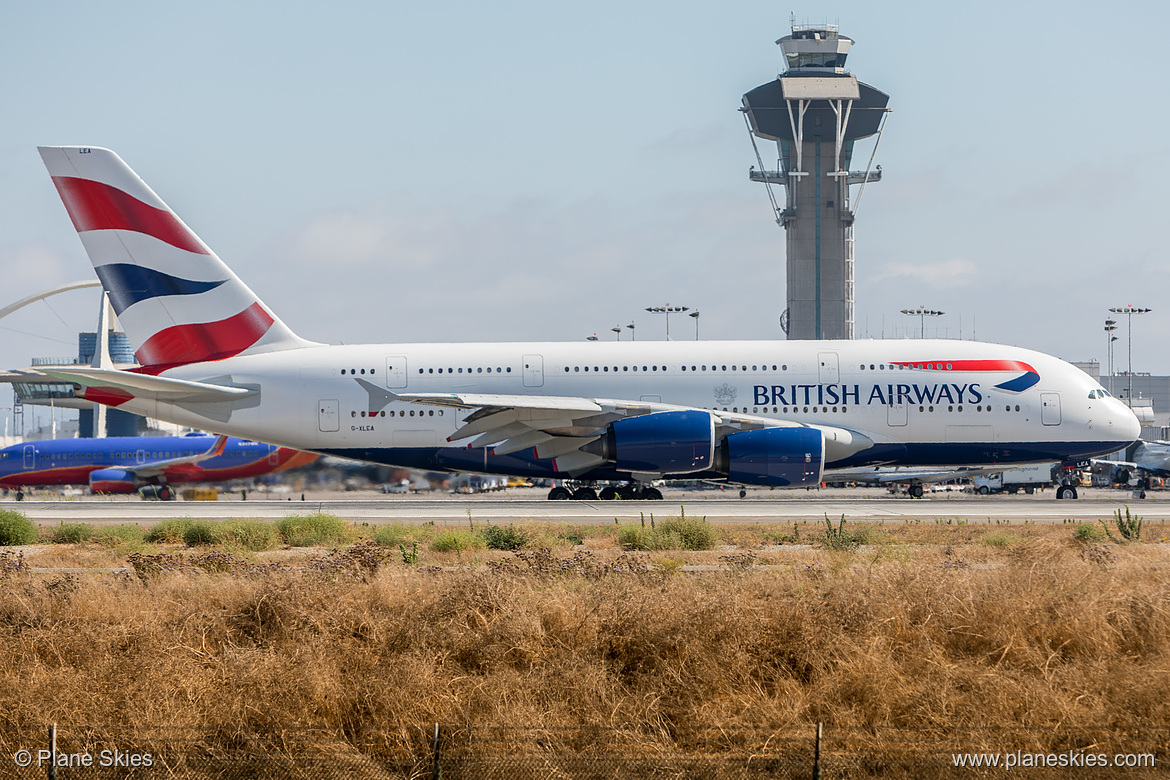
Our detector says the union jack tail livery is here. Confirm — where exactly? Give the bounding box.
[38,146,314,374]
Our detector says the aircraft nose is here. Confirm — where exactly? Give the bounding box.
[1114,401,1142,444]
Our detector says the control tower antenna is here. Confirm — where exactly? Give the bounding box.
[742,22,890,340]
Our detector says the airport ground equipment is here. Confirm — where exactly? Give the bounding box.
[973,463,1056,495]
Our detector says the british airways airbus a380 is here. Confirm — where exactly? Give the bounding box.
[26,146,1140,500]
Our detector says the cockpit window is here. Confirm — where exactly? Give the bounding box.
[1088,389,1112,399]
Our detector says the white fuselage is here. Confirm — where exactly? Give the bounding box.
[107,338,1139,478]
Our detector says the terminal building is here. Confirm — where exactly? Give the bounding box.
[742,22,889,340]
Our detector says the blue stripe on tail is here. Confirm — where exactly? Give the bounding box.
[95,264,226,314]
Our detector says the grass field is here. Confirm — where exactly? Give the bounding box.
[0,512,1167,775]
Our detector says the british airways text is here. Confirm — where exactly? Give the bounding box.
[752,383,984,406]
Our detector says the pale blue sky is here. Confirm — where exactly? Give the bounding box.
[1,0,1167,379]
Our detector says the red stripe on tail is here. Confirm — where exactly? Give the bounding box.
[135,302,275,374]
[51,176,208,255]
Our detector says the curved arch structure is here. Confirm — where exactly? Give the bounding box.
[0,280,101,322]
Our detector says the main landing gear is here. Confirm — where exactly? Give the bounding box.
[139,485,177,501]
[1055,485,1079,500]
[547,481,663,501]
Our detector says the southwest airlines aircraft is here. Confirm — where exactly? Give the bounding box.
[27,146,1140,501]
[0,432,317,500]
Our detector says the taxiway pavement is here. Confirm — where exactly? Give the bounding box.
[5,486,1162,526]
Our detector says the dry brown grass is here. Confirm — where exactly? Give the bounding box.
[1,525,1168,772]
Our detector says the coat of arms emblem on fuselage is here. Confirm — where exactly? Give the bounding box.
[713,383,736,406]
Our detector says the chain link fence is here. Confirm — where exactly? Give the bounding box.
[1,724,1166,778]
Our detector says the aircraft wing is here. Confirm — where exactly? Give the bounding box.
[11,367,255,404]
[1091,440,1170,481]
[391,390,875,475]
[124,435,231,479]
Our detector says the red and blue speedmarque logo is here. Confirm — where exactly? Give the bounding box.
[892,360,1040,393]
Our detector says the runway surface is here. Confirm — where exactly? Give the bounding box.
[6,487,1164,526]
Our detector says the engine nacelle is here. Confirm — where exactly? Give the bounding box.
[89,468,138,495]
[715,427,825,487]
[584,410,715,474]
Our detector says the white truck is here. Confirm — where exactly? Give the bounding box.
[973,463,1055,495]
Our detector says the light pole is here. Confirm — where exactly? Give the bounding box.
[900,307,944,339]
[689,310,700,340]
[1109,306,1151,405]
[1104,318,1118,396]
[611,326,622,341]
[586,334,598,342]
[645,305,689,340]
[626,322,636,341]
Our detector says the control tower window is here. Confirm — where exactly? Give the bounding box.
[785,52,846,70]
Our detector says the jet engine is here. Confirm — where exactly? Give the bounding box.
[714,427,824,487]
[582,410,715,474]
[88,468,138,494]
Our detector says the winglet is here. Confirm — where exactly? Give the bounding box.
[354,377,398,414]
[205,434,229,459]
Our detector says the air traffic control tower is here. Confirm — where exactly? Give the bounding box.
[742,23,889,340]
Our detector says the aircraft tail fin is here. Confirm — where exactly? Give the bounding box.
[38,146,315,374]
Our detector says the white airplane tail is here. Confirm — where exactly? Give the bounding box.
[38,146,314,374]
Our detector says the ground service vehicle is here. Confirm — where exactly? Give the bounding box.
[973,463,1054,495]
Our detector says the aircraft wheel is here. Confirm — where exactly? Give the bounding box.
[909,484,924,499]
[572,487,598,501]
[1056,486,1077,500]
[548,487,571,501]
[599,487,618,500]
[641,487,663,500]
[739,488,747,499]
[159,486,175,501]
[15,491,24,502]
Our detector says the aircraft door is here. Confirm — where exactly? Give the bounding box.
[136,449,146,465]
[319,399,340,432]
[385,356,408,389]
[268,445,280,466]
[1041,392,1061,426]
[22,445,34,471]
[523,354,544,387]
[818,352,839,384]
[887,400,908,427]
